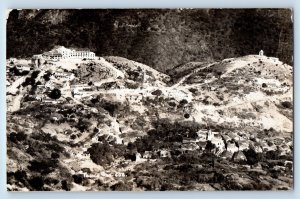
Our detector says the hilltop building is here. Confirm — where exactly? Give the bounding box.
[35,46,96,61]
[259,50,264,56]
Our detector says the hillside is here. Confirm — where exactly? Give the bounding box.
[7,55,293,191]
[7,9,293,72]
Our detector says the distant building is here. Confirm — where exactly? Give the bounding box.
[36,46,96,61]
[15,65,30,72]
[159,150,171,158]
[259,50,264,56]
[227,141,239,153]
[31,54,44,67]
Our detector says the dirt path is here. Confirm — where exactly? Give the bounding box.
[171,62,217,89]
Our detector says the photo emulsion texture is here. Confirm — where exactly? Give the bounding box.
[6,9,293,191]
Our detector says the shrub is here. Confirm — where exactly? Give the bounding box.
[72,174,84,184]
[31,70,40,79]
[61,179,72,191]
[29,176,44,190]
[188,88,198,94]
[48,89,61,99]
[151,89,162,96]
[168,101,176,107]
[8,132,27,143]
[281,101,292,109]
[110,182,132,191]
[184,113,190,119]
[180,99,188,105]
[262,83,267,88]
[88,142,125,166]
[243,148,263,165]
[28,160,57,174]
[51,152,60,159]
[43,71,52,81]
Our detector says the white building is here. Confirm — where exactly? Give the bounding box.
[16,65,30,72]
[40,46,96,60]
[259,50,264,56]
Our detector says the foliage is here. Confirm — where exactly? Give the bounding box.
[48,88,62,99]
[88,142,126,166]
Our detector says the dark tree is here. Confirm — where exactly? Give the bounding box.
[151,89,162,96]
[281,101,292,109]
[48,89,61,99]
[29,176,44,190]
[205,141,216,152]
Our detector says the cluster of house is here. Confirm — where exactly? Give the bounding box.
[131,128,290,164]
[32,46,96,63]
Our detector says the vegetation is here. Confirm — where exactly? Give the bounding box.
[48,89,62,99]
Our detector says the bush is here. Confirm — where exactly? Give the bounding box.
[48,88,61,99]
[180,99,188,105]
[28,160,57,174]
[29,176,44,190]
[22,77,35,87]
[168,101,176,107]
[151,89,162,96]
[184,113,190,118]
[51,152,60,159]
[110,182,132,191]
[31,70,40,79]
[43,71,52,81]
[281,101,292,109]
[72,174,84,184]
[262,83,267,88]
[8,132,27,143]
[88,142,125,166]
[61,179,72,191]
[243,148,263,165]
[188,88,198,94]
[13,170,27,184]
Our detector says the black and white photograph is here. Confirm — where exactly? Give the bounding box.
[6,9,293,191]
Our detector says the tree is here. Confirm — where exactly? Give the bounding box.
[48,89,61,99]
[29,176,44,190]
[281,101,292,109]
[262,83,267,88]
[184,113,190,119]
[205,141,216,152]
[88,142,125,166]
[151,89,162,96]
[243,148,263,165]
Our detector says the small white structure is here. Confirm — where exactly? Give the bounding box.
[135,152,142,162]
[159,150,171,158]
[227,141,239,154]
[259,50,264,56]
[16,65,30,72]
[143,151,152,159]
[32,54,44,67]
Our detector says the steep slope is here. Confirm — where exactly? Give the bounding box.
[174,55,293,131]
[7,55,293,191]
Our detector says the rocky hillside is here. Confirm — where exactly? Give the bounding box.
[7,55,293,191]
[7,9,293,72]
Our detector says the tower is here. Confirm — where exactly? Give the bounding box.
[207,129,213,141]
